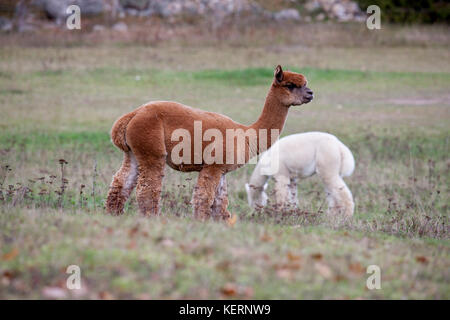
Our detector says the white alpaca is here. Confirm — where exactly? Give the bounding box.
[245,132,355,216]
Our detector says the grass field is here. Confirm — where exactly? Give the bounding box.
[0,24,449,299]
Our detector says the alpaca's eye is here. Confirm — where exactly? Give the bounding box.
[286,83,296,90]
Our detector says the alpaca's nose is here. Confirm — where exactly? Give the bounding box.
[304,88,314,103]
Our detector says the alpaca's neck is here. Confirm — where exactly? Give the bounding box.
[249,87,289,155]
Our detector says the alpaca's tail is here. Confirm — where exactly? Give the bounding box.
[339,142,355,177]
[110,110,138,152]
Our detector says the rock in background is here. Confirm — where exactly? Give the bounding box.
[0,0,366,32]
[39,0,104,20]
[303,0,365,22]
[117,0,363,21]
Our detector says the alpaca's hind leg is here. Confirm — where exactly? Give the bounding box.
[211,175,231,220]
[192,167,223,220]
[323,177,354,217]
[135,155,166,216]
[323,186,336,214]
[106,152,138,215]
[337,180,354,217]
[316,143,354,217]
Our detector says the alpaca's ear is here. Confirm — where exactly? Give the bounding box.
[274,65,284,83]
[245,183,250,193]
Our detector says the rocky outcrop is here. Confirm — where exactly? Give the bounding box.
[30,0,363,22]
[273,9,301,22]
[120,0,259,18]
[118,0,363,21]
[304,0,365,22]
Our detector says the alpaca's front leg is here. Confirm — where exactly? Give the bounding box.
[288,177,299,208]
[192,167,223,220]
[211,175,231,220]
[274,174,291,210]
[106,152,138,215]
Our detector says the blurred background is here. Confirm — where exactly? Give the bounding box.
[0,0,449,44]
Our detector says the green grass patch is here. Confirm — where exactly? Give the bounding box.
[0,45,448,299]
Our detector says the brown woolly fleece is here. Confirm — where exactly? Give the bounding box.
[106,65,313,220]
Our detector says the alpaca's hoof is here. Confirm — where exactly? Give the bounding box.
[105,205,123,216]
[194,212,209,221]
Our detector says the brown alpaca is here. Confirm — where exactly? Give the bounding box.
[106,65,313,220]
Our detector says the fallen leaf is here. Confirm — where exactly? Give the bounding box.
[333,274,347,282]
[1,270,15,286]
[349,262,365,274]
[415,256,429,264]
[2,270,15,280]
[311,253,323,260]
[2,248,19,261]
[275,262,301,271]
[290,262,301,270]
[260,233,273,242]
[128,224,139,238]
[99,291,114,300]
[226,213,237,227]
[221,283,237,296]
[42,286,67,299]
[287,252,301,262]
